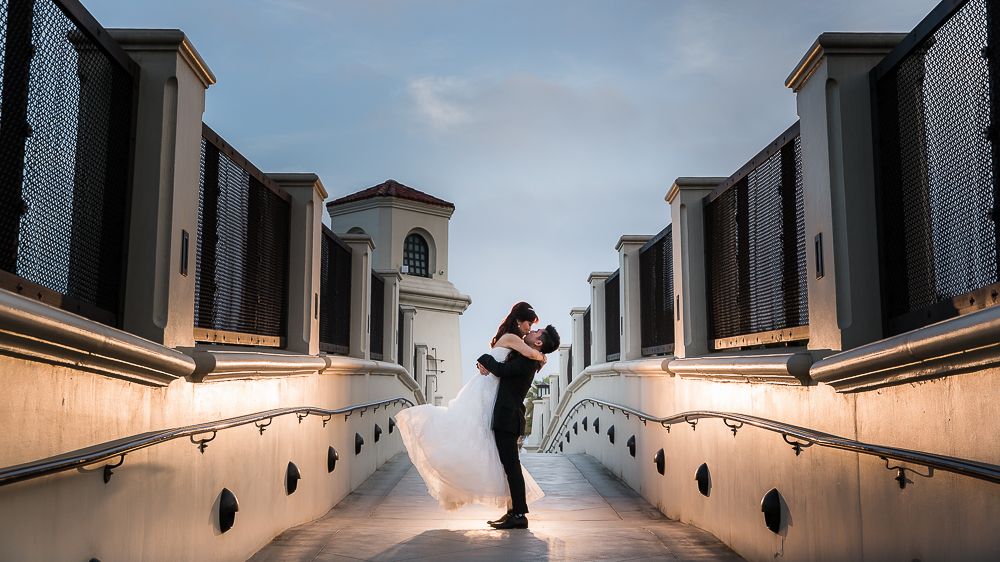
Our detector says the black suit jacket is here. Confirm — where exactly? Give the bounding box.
[477,351,540,436]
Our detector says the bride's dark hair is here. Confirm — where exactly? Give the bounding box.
[490,301,538,347]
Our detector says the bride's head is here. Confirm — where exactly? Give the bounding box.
[490,301,538,346]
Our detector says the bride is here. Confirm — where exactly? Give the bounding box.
[394,302,546,511]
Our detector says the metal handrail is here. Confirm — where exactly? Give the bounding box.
[0,397,415,487]
[543,398,1000,485]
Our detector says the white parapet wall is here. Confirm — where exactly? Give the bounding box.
[0,290,423,562]
[540,355,1000,562]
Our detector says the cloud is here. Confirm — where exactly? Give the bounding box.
[408,76,473,131]
[406,71,641,159]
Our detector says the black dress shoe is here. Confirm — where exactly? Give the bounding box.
[490,514,528,529]
[487,511,513,526]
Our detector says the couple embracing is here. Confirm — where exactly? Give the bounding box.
[394,302,560,529]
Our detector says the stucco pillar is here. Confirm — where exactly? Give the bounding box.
[558,344,571,393]
[570,307,587,377]
[110,30,215,348]
[545,377,563,423]
[340,233,374,359]
[667,177,725,358]
[548,376,560,413]
[587,272,611,367]
[400,306,417,375]
[786,33,904,352]
[617,236,651,361]
[270,174,326,355]
[527,398,546,448]
[414,342,428,390]
[374,269,402,364]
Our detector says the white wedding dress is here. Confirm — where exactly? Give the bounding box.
[395,346,545,510]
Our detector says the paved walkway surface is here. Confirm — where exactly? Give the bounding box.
[250,453,744,561]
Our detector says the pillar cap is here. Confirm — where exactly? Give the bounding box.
[786,32,906,92]
[616,235,652,252]
[400,305,417,315]
[269,173,328,199]
[108,29,216,87]
[373,268,403,281]
[339,233,375,250]
[558,345,572,352]
[588,271,614,284]
[666,177,725,203]
[570,307,589,317]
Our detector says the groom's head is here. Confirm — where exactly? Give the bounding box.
[525,325,560,355]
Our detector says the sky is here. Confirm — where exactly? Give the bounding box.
[86,0,939,382]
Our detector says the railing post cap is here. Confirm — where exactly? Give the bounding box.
[268,173,328,199]
[615,235,652,252]
[666,177,725,203]
[570,307,589,317]
[587,271,614,284]
[785,32,906,92]
[373,268,403,282]
[339,233,375,251]
[107,28,216,87]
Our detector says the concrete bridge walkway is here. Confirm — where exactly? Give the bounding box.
[251,453,743,562]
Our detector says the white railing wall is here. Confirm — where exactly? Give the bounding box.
[541,25,1000,562]
[0,26,423,562]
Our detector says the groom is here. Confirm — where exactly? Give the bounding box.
[476,324,560,530]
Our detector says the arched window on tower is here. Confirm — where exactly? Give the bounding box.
[403,233,430,278]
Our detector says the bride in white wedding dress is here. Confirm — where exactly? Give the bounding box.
[394,302,546,510]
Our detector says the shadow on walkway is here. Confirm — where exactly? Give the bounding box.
[250,453,744,561]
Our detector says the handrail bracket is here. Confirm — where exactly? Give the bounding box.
[190,431,218,453]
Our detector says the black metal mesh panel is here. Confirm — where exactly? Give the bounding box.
[320,226,351,354]
[0,0,134,325]
[195,128,290,342]
[705,126,808,342]
[583,306,591,368]
[874,0,999,335]
[605,270,620,360]
[370,271,384,360]
[639,225,675,355]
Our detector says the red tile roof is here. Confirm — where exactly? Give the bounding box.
[328,179,455,209]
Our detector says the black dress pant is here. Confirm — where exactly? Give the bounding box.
[494,430,528,514]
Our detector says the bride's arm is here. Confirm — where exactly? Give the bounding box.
[495,333,545,362]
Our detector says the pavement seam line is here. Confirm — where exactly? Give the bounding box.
[564,454,625,521]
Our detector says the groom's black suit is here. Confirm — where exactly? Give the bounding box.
[477,350,539,514]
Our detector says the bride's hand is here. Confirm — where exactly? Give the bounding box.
[539,355,547,367]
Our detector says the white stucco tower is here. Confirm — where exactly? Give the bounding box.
[327,179,471,404]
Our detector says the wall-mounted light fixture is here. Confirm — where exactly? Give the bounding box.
[219,488,239,533]
[327,447,339,473]
[761,488,783,533]
[695,463,711,497]
[286,462,301,495]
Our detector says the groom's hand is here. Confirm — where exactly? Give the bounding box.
[476,362,489,376]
